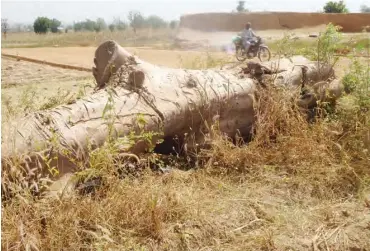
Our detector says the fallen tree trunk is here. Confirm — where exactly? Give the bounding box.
[1,40,340,177]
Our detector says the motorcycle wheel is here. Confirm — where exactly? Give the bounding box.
[235,47,247,62]
[258,47,271,62]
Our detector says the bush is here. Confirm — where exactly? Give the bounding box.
[33,17,50,34]
[300,23,342,66]
[342,59,370,105]
[323,1,349,13]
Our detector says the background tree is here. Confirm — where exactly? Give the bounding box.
[84,19,96,31]
[236,1,249,12]
[145,15,167,29]
[73,19,97,32]
[33,17,51,34]
[169,20,179,29]
[108,23,115,32]
[1,18,8,38]
[65,25,72,33]
[113,17,128,31]
[50,18,61,33]
[323,1,349,13]
[360,4,370,13]
[127,11,145,33]
[26,24,33,32]
[94,18,107,32]
[14,23,22,32]
[73,21,83,32]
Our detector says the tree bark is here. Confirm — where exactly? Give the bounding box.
[1,40,340,176]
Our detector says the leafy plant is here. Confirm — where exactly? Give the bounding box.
[342,59,370,107]
[300,23,342,68]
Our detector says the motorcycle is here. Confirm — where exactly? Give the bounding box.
[232,35,271,62]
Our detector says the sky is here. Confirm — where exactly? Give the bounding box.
[1,0,369,25]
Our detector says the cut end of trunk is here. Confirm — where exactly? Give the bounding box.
[93,40,141,89]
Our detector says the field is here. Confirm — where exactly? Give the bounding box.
[1,26,370,251]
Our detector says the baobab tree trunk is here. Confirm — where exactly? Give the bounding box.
[1,40,340,177]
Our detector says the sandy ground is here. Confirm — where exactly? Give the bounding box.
[2,47,231,69]
[2,46,362,79]
[1,42,366,115]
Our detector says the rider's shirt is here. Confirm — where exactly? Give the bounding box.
[241,28,256,41]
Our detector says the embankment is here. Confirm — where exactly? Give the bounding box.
[180,12,370,33]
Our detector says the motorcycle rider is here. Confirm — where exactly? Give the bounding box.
[240,22,257,52]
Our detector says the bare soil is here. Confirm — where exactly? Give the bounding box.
[2,47,230,69]
[2,45,362,79]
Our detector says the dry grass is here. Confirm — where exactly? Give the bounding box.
[3,169,370,251]
[2,80,369,250]
[1,29,176,49]
[1,58,94,125]
[1,27,370,250]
